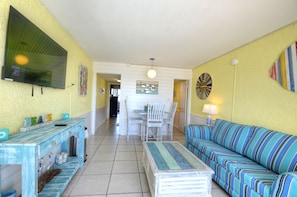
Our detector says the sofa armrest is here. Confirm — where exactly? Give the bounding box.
[184,125,212,147]
[270,172,297,197]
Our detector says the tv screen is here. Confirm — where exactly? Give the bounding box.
[2,6,67,89]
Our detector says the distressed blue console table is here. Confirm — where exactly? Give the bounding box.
[0,118,85,197]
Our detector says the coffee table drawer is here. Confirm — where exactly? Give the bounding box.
[157,174,212,196]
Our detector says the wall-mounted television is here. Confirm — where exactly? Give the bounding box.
[2,6,67,89]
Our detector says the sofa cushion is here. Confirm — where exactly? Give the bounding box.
[192,138,277,196]
[271,172,297,197]
[215,159,276,196]
[190,138,238,162]
[185,125,212,140]
[211,119,254,155]
[244,127,297,174]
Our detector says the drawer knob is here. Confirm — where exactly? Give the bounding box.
[52,141,57,146]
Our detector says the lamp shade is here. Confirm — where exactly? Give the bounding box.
[202,104,217,115]
[147,68,157,79]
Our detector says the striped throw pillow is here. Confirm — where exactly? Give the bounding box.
[244,127,297,174]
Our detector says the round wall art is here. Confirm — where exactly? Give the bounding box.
[196,73,212,100]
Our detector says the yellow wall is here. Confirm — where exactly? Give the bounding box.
[192,22,297,135]
[96,75,107,109]
[0,0,93,133]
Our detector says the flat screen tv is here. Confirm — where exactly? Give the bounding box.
[2,6,67,89]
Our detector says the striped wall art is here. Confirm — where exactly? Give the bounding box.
[270,42,297,92]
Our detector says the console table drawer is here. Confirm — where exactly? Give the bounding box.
[73,122,84,131]
[39,134,62,158]
[62,129,75,142]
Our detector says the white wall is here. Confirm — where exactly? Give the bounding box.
[93,62,192,136]
[190,114,207,125]
[94,107,107,131]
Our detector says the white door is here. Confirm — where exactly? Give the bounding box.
[179,80,188,130]
[173,80,189,131]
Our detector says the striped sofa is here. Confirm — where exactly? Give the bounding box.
[185,119,297,197]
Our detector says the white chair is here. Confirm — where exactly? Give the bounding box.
[163,102,178,140]
[144,102,166,141]
[124,100,144,141]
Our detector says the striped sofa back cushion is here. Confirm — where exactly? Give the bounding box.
[211,119,254,155]
[244,127,297,174]
[185,125,212,140]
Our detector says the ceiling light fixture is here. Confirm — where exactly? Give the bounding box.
[147,58,157,79]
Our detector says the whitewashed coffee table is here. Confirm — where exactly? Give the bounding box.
[142,141,214,197]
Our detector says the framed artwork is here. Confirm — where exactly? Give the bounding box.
[136,80,158,94]
[79,64,88,96]
[100,88,105,94]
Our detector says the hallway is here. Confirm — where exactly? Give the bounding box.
[62,117,229,196]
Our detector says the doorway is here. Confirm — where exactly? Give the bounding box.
[92,73,121,133]
[173,79,189,132]
[110,84,121,117]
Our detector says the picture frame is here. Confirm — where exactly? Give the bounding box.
[79,64,88,96]
[136,80,159,94]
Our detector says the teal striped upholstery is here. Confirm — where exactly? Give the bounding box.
[211,119,254,155]
[184,124,211,147]
[213,164,266,197]
[190,138,276,196]
[271,172,297,197]
[244,127,297,174]
[185,125,211,139]
[184,120,297,197]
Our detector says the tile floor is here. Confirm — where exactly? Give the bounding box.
[62,117,230,197]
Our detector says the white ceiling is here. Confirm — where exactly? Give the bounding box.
[40,0,297,69]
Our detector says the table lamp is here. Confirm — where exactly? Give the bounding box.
[202,104,218,126]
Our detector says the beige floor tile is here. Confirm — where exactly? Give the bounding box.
[101,139,119,145]
[135,144,143,151]
[212,188,230,197]
[87,135,103,143]
[115,151,137,161]
[108,174,142,194]
[83,161,113,175]
[70,174,110,195]
[87,144,100,152]
[91,151,116,161]
[97,144,117,152]
[118,138,135,145]
[134,140,143,145]
[117,144,135,151]
[112,160,139,174]
[139,173,149,193]
[137,161,145,173]
[142,193,151,197]
[107,194,143,197]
